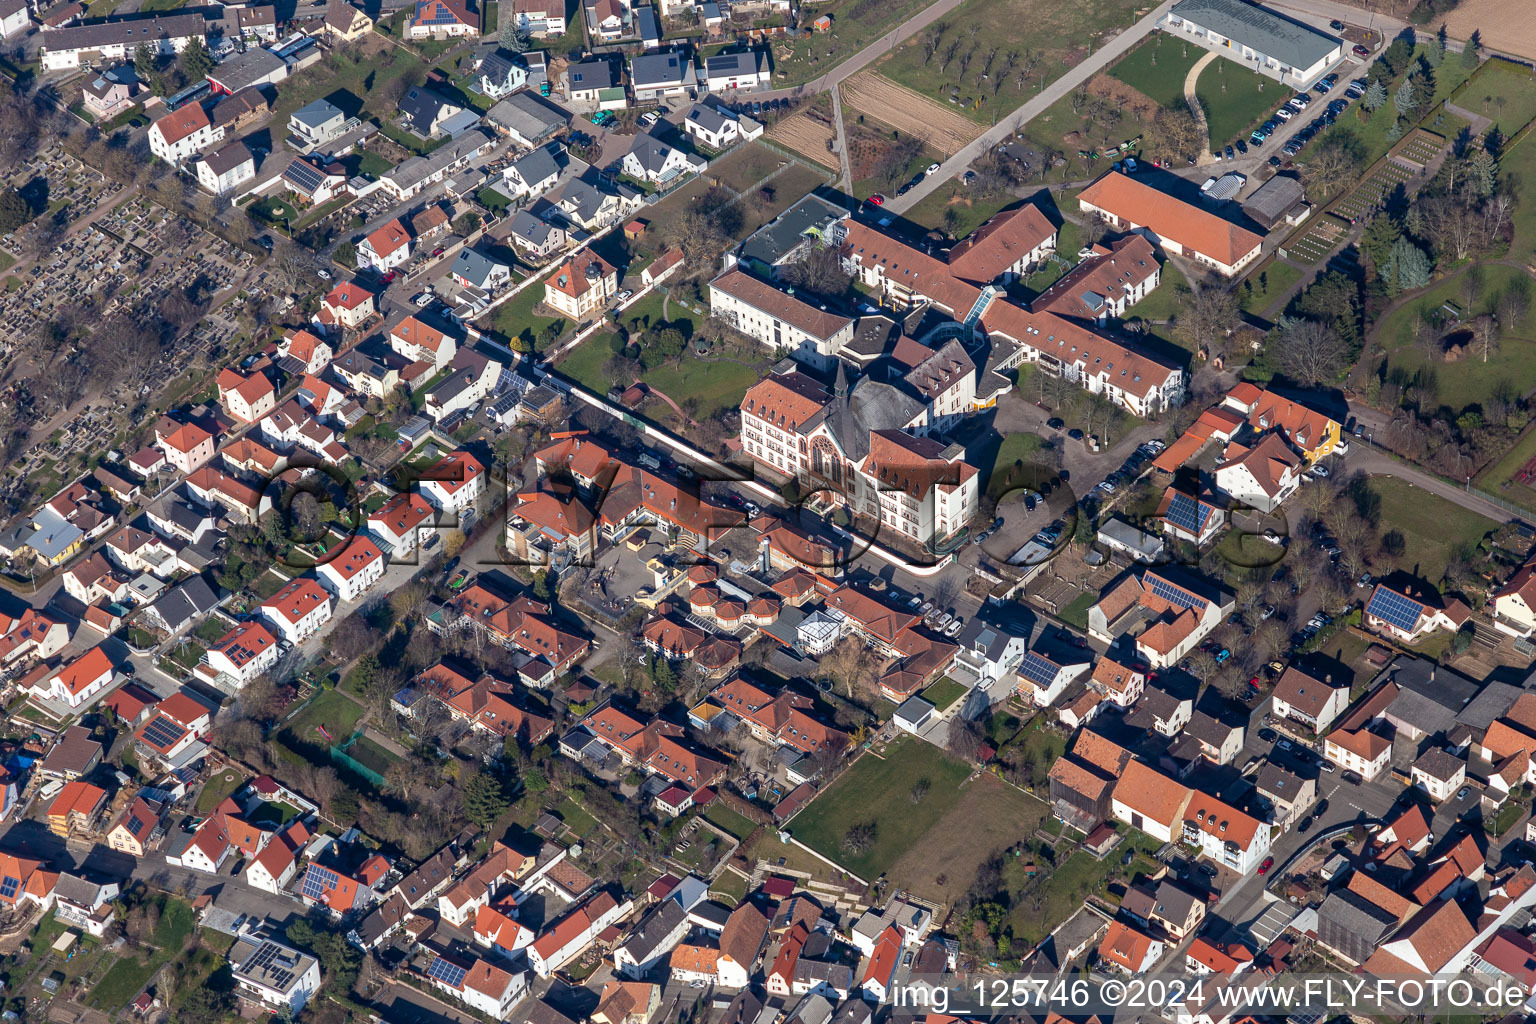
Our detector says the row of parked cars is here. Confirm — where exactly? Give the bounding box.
[1248,73,1368,161]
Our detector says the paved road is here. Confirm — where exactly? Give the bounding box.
[886,0,1179,214]
[1344,403,1519,524]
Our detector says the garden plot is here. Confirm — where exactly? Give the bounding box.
[1333,163,1414,223]
[1284,214,1350,265]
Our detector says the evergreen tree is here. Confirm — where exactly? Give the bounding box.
[1467,148,1498,196]
[1360,213,1402,271]
[1391,236,1432,291]
[464,770,512,827]
[133,43,156,80]
[1425,33,1444,67]
[0,188,32,233]
[1461,28,1480,67]
[1393,76,1419,118]
[179,37,214,80]
[1363,79,1389,112]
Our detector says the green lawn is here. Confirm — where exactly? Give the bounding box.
[1499,131,1536,257]
[1058,589,1096,631]
[1122,261,1188,325]
[789,736,974,879]
[1453,59,1536,137]
[902,184,1016,239]
[1238,260,1303,316]
[1108,35,1199,109]
[194,769,246,814]
[1374,263,1536,412]
[702,802,759,840]
[1195,57,1283,149]
[877,0,1142,123]
[88,898,196,1010]
[920,677,967,712]
[710,868,750,905]
[282,689,364,748]
[488,282,565,352]
[1005,830,1162,946]
[1476,424,1536,514]
[984,432,1047,499]
[1370,476,1497,584]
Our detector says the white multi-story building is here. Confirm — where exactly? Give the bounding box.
[258,577,333,644]
[368,492,438,558]
[40,13,205,71]
[1162,0,1341,88]
[316,536,386,604]
[196,140,256,195]
[357,219,413,272]
[230,927,322,1014]
[148,103,225,165]
[710,269,853,372]
[418,450,486,518]
[198,623,281,690]
[738,364,979,548]
[23,647,116,711]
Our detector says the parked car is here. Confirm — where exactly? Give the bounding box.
[1320,761,1336,773]
[944,619,964,638]
[1353,43,1371,57]
[1258,728,1277,742]
[1224,145,1235,160]
[1343,770,1363,784]
[316,268,332,280]
[926,162,941,174]
[1068,428,1085,441]
[867,194,886,206]
[1258,857,1274,876]
[1047,417,1065,430]
[1274,107,1294,121]
[1277,739,1293,751]
[1330,18,1345,29]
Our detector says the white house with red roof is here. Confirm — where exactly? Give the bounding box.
[259,577,334,644]
[357,218,413,272]
[418,449,486,517]
[368,492,437,558]
[388,315,457,371]
[474,903,535,958]
[527,892,628,977]
[407,0,477,38]
[156,420,216,474]
[318,282,376,330]
[543,252,617,319]
[134,691,212,767]
[23,646,116,711]
[317,536,385,604]
[860,926,903,1001]
[148,102,225,164]
[217,367,277,424]
[246,819,311,894]
[198,622,281,689]
[1213,431,1302,514]
[427,955,528,1019]
[277,330,333,375]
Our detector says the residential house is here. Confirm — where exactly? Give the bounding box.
[316,536,385,604]
[259,577,333,644]
[198,622,281,690]
[399,87,466,137]
[709,269,853,372]
[417,449,487,517]
[701,51,770,92]
[1255,762,1314,829]
[475,50,529,99]
[1155,485,1225,546]
[1364,579,1472,644]
[511,0,565,34]
[82,65,140,120]
[283,155,348,205]
[196,139,256,195]
[23,646,117,712]
[682,103,759,149]
[288,98,348,153]
[509,210,568,259]
[47,781,108,836]
[229,926,322,1013]
[1098,921,1163,973]
[452,248,513,292]
[407,0,477,38]
[39,12,205,72]
[323,0,373,40]
[1015,646,1092,708]
[245,819,311,894]
[38,726,103,781]
[1087,567,1233,669]
[1270,666,1348,732]
[620,133,705,186]
[1031,234,1161,323]
[357,218,413,272]
[107,797,163,857]
[368,492,437,558]
[156,420,215,473]
[1213,430,1302,513]
[629,50,695,104]
[527,891,629,976]
[318,282,376,330]
[1147,879,1206,939]
[52,874,120,937]
[217,366,276,423]
[277,329,333,375]
[565,58,626,110]
[1221,382,1343,463]
[543,251,618,319]
[148,101,224,164]
[1088,656,1146,708]
[614,898,691,979]
[502,144,562,199]
[389,316,457,372]
[1411,748,1466,803]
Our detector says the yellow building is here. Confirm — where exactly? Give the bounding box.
[1222,382,1341,464]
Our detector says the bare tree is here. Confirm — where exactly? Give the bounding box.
[1276,319,1349,385]
[1173,285,1239,355]
[1474,313,1499,363]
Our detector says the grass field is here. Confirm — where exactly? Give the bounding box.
[876,0,1142,124]
[1108,35,1198,109]
[1005,829,1161,946]
[903,184,1016,238]
[1238,260,1304,316]
[768,0,938,87]
[920,677,967,712]
[1500,134,1536,257]
[1374,263,1536,412]
[88,897,195,1010]
[703,802,760,840]
[1058,589,1096,630]
[710,142,789,193]
[194,769,246,814]
[283,689,364,748]
[487,282,565,352]
[887,772,1046,909]
[1195,57,1281,149]
[1369,476,1497,583]
[1453,59,1536,137]
[790,736,975,879]
[984,432,1048,499]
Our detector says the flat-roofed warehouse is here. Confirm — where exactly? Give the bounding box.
[1162,0,1342,88]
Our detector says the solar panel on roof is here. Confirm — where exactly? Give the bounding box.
[285,161,326,193]
[1163,492,1210,536]
[1367,587,1423,632]
[427,956,468,987]
[1018,651,1059,687]
[126,813,144,836]
[0,876,19,900]
[1146,574,1205,613]
[140,716,188,750]
[301,864,341,901]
